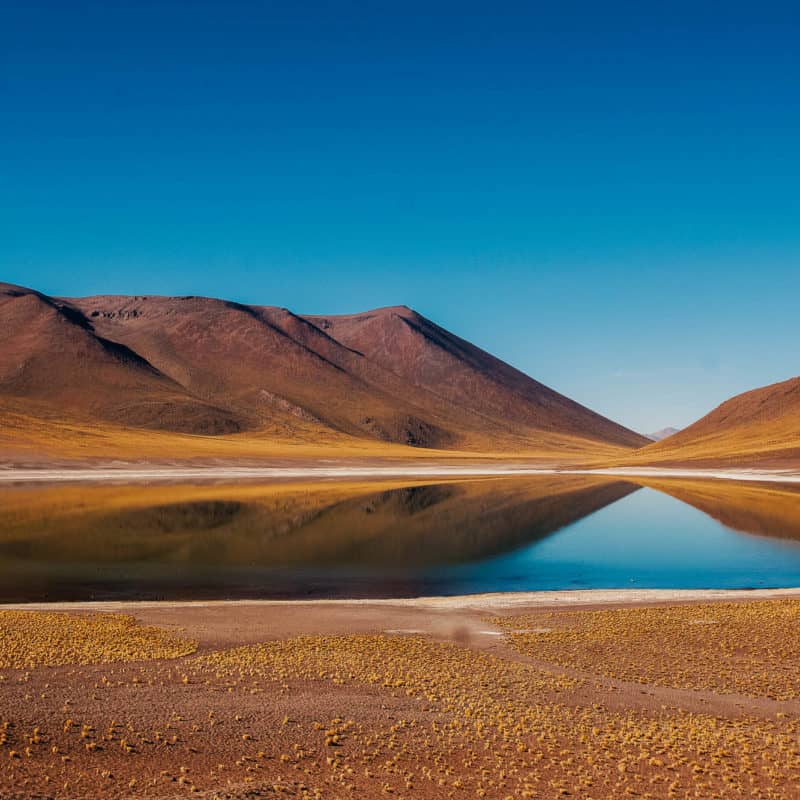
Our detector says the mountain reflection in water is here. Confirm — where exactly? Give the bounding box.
[2,475,800,600]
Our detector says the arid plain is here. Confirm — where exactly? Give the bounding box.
[2,591,800,799]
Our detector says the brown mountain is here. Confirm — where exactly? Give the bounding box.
[305,306,645,449]
[0,283,242,435]
[0,282,647,457]
[626,377,800,466]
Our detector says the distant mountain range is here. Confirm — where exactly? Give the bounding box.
[645,427,681,441]
[3,281,799,466]
[0,282,646,457]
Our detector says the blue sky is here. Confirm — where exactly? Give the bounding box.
[2,1,798,433]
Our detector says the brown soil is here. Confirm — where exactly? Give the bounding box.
[2,593,799,799]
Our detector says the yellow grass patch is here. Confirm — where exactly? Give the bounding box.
[0,612,196,668]
[192,633,800,798]
[494,599,800,699]
[0,405,638,463]
[2,609,800,798]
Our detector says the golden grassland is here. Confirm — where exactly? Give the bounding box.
[0,406,640,464]
[494,600,800,700]
[1,601,800,798]
[0,407,420,460]
[193,634,800,799]
[0,612,196,669]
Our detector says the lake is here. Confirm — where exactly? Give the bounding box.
[2,474,800,601]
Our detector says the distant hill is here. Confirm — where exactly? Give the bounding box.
[628,378,800,466]
[645,427,681,442]
[0,282,648,457]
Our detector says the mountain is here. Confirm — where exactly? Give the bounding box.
[645,427,680,441]
[304,306,645,449]
[0,282,648,458]
[0,283,242,435]
[628,377,800,466]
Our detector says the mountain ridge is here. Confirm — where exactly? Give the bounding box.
[645,427,681,442]
[0,282,647,456]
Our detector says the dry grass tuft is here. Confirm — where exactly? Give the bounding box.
[0,611,196,669]
[2,605,800,798]
[493,599,800,699]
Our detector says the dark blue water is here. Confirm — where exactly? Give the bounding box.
[2,477,800,600]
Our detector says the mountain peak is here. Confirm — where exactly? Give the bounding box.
[1,284,647,455]
[645,427,681,441]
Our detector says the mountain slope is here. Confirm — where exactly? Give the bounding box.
[305,306,646,449]
[68,293,452,444]
[625,377,800,466]
[0,282,647,457]
[0,283,243,435]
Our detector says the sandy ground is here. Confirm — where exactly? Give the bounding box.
[2,463,800,484]
[3,590,800,799]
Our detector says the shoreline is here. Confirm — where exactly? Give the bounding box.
[1,463,800,484]
[5,586,800,612]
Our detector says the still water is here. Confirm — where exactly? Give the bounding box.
[2,475,800,601]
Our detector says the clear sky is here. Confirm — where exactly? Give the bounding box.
[2,1,798,434]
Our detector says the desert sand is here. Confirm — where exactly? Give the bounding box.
[2,591,800,799]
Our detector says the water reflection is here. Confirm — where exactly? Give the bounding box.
[2,476,800,600]
[640,479,800,541]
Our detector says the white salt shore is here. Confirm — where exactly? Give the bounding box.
[0,464,798,484]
